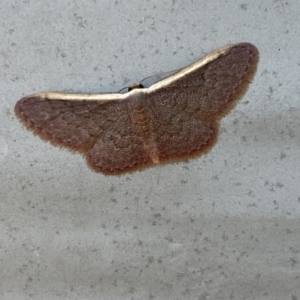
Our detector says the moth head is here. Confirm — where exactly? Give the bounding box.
[128,83,144,92]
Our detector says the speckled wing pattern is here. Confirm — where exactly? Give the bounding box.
[15,43,258,175]
[145,43,258,162]
[15,96,127,152]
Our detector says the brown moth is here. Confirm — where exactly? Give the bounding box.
[15,43,259,175]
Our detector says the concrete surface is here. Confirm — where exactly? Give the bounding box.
[1,0,300,299]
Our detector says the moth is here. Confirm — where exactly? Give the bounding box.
[15,43,259,175]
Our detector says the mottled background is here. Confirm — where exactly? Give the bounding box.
[1,0,300,299]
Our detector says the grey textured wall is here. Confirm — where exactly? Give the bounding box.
[1,0,300,299]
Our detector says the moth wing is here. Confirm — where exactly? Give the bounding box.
[147,103,218,162]
[14,93,126,152]
[148,43,258,119]
[86,112,150,175]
